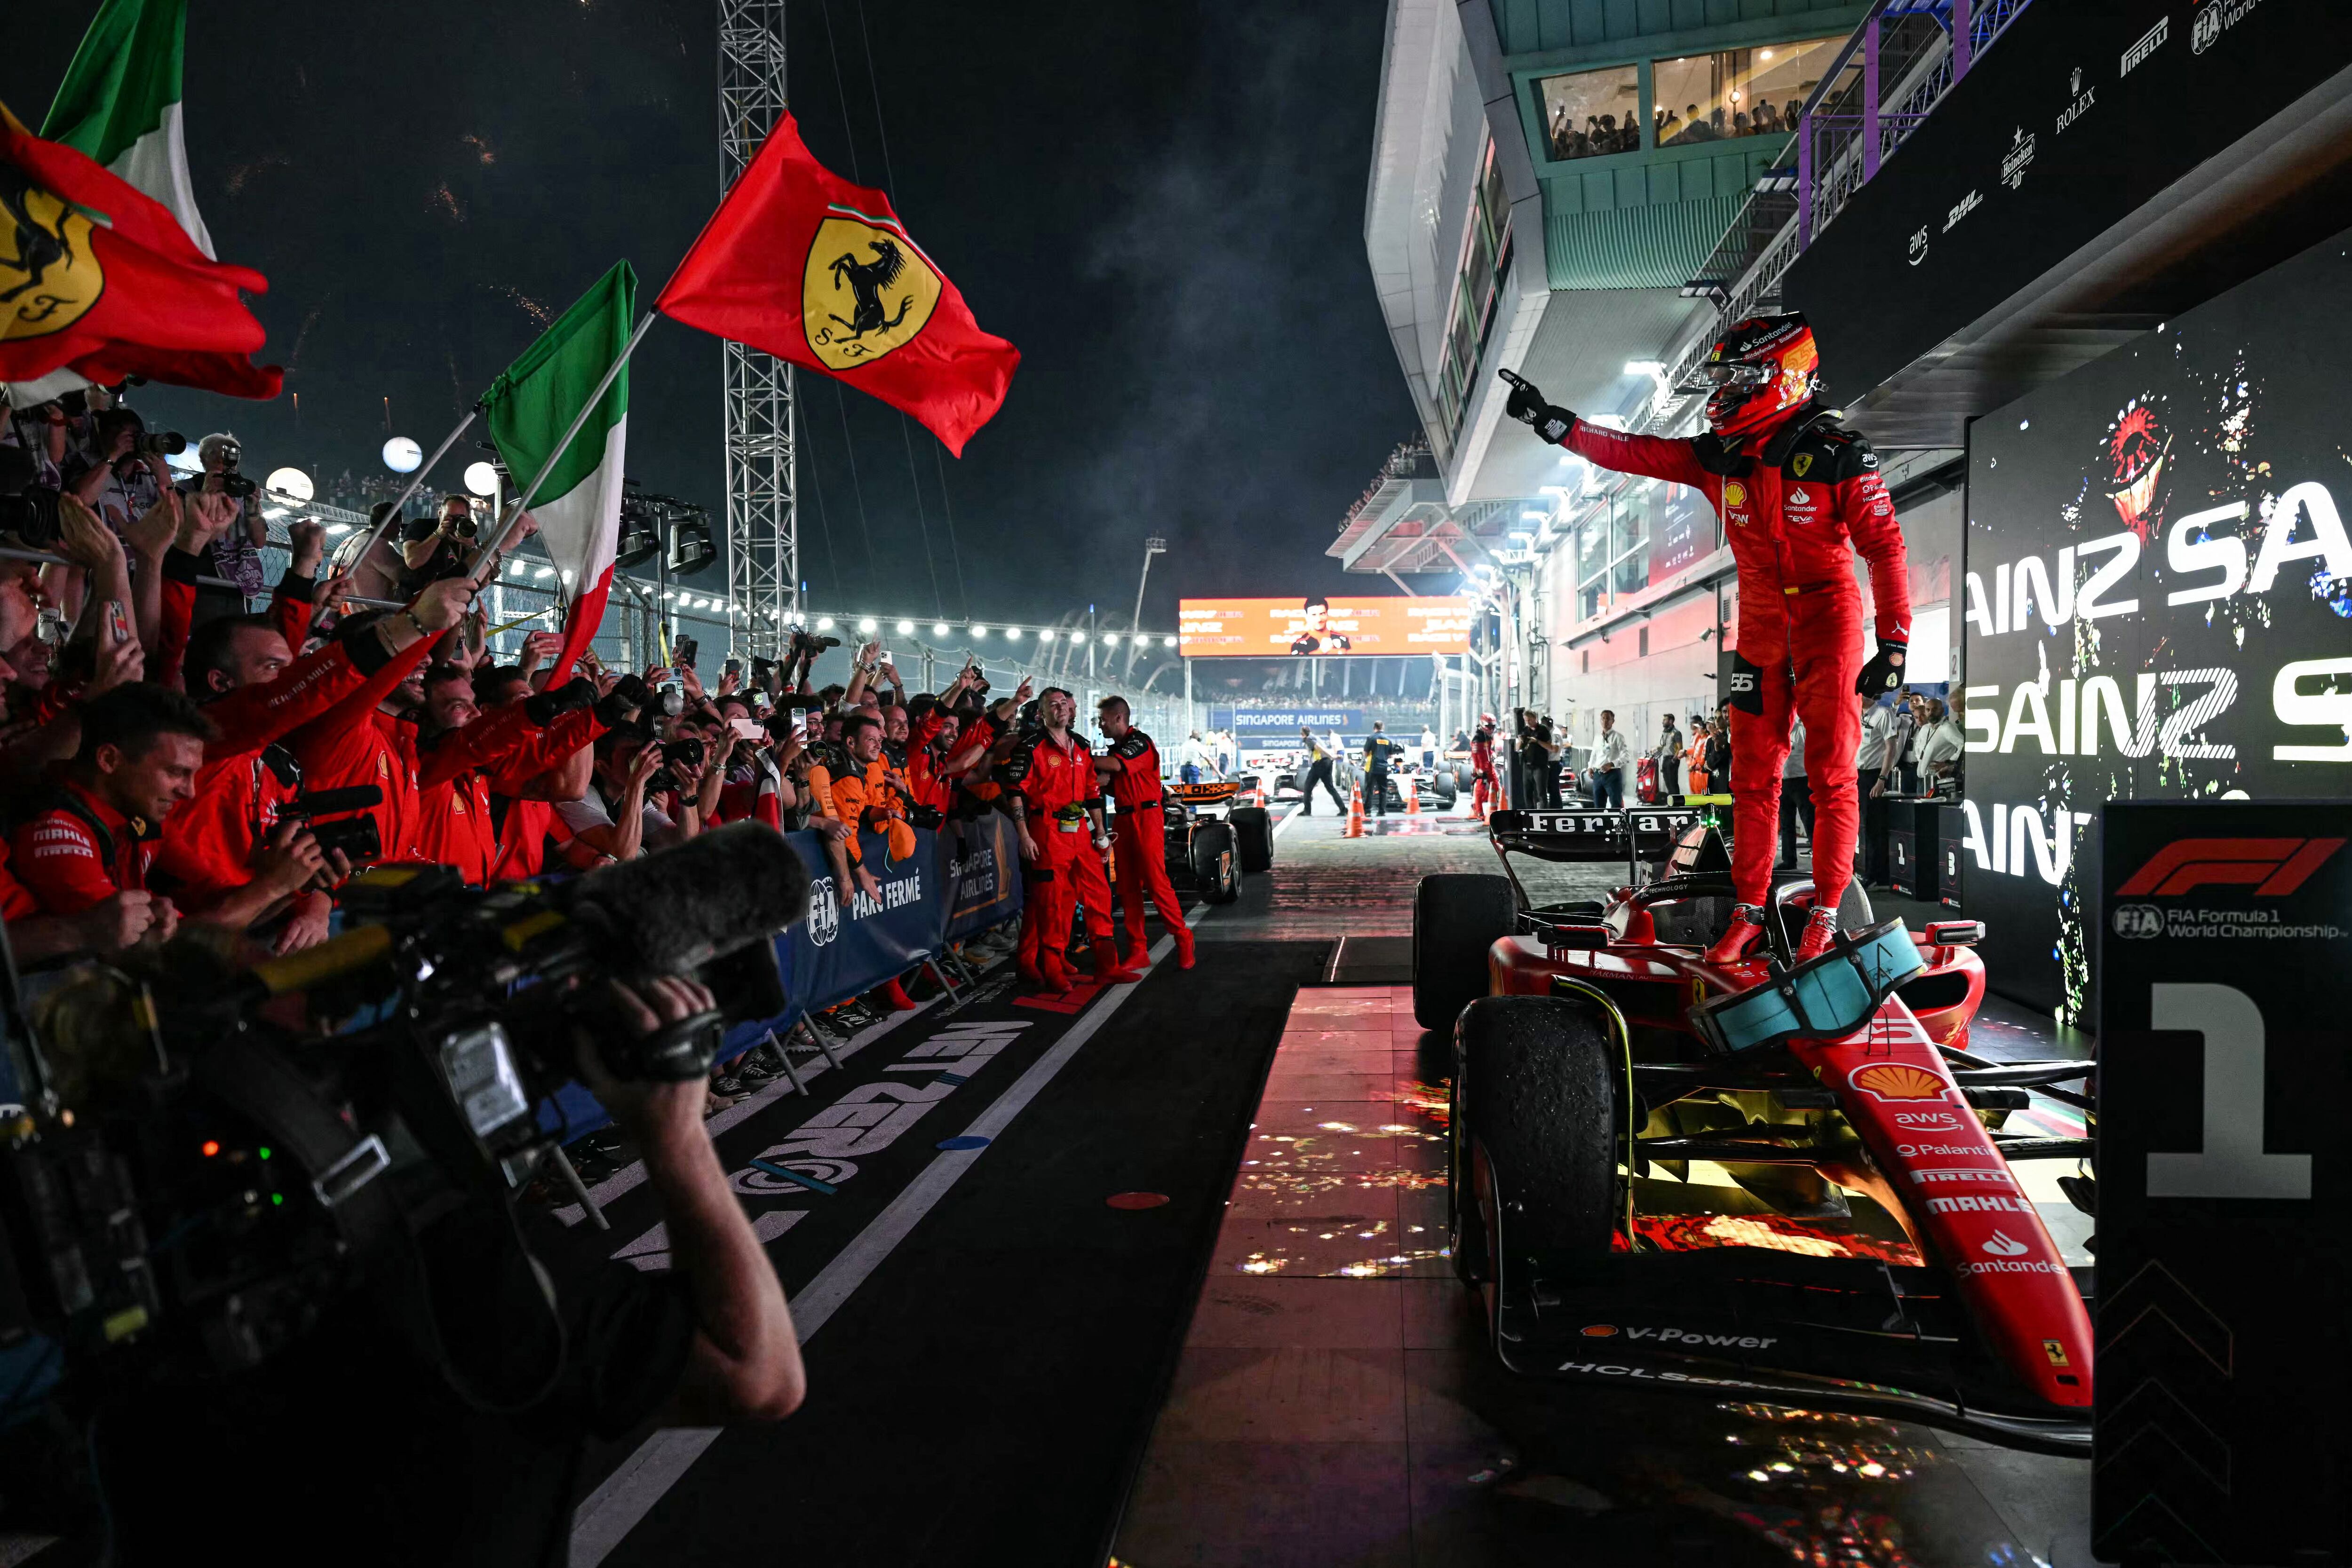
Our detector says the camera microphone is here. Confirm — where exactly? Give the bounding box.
[567,820,811,977]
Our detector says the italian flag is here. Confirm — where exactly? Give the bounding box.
[483,262,636,685]
[43,0,214,257]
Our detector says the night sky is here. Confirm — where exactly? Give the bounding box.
[0,0,1426,633]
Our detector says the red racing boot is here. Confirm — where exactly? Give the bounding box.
[1037,952,1074,994]
[1174,928,1196,970]
[1704,904,1770,967]
[1794,906,1843,963]
[1093,936,1144,984]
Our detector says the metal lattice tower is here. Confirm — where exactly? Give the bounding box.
[718,0,797,655]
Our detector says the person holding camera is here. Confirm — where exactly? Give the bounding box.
[96,971,806,1565]
[176,433,268,622]
[63,405,174,541]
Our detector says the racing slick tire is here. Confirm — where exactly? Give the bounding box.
[1429,769,1457,807]
[1411,873,1515,1030]
[1191,821,1242,904]
[1450,996,1620,1295]
[1230,806,1274,874]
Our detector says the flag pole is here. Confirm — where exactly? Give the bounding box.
[353,409,480,562]
[469,311,657,592]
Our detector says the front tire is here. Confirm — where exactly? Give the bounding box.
[1192,821,1241,904]
[1449,996,1621,1295]
[1411,873,1515,1030]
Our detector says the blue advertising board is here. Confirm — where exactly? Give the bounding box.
[1214,707,1366,738]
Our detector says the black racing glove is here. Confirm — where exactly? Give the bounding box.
[1856,640,1908,697]
[524,675,597,727]
[1499,370,1575,444]
[596,673,651,727]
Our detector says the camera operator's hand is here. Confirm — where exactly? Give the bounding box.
[180,488,238,551]
[73,889,166,952]
[286,517,326,579]
[576,975,806,1425]
[273,890,334,955]
[679,664,708,705]
[251,819,329,897]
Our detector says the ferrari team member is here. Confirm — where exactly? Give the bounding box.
[1003,688,1135,991]
[1469,716,1499,819]
[1501,312,1910,964]
[411,667,605,885]
[14,685,227,919]
[1092,696,1195,972]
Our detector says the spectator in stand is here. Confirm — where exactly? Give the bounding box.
[177,433,268,624]
[1653,713,1684,801]
[1585,709,1629,808]
[65,403,170,544]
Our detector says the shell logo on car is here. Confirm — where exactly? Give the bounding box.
[1848,1063,1953,1103]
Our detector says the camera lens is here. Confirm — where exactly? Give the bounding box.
[140,431,187,457]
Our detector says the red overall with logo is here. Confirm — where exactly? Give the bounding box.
[1102,727,1192,966]
[1559,412,1909,912]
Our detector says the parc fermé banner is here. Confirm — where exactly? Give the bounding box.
[775,815,1022,1018]
[2096,801,2352,1565]
[1962,225,2352,1021]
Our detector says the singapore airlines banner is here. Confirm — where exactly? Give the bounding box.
[1964,230,2352,1019]
[1178,596,1471,658]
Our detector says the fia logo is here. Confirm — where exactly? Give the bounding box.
[806,880,841,946]
[2192,0,2222,54]
[2112,903,2163,939]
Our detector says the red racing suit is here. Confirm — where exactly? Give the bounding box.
[1469,732,1498,818]
[1549,404,1909,911]
[1100,728,1188,962]
[1003,728,1110,980]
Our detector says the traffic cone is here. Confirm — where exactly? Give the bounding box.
[1404,784,1420,815]
[1344,792,1365,838]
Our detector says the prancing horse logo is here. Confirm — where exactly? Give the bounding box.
[803,211,942,372]
[1,164,103,341]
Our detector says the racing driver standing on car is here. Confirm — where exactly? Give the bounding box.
[1498,313,1910,965]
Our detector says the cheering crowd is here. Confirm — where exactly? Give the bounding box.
[0,396,1200,1079]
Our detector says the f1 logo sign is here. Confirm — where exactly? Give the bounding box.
[2115,837,2343,897]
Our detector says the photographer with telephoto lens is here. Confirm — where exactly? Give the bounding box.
[175,433,269,619]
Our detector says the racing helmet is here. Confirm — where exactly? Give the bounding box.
[1685,313,1819,439]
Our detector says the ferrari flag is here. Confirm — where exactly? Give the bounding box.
[656,113,1017,457]
[0,101,278,397]
[483,261,635,686]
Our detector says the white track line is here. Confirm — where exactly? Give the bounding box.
[571,915,1199,1565]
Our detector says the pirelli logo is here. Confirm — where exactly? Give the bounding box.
[2115,838,2344,898]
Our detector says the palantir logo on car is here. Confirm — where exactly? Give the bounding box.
[807,879,840,946]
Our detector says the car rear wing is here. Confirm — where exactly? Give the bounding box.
[1488,807,1706,885]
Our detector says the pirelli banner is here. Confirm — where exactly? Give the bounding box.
[1963,229,2352,1020]
[2097,801,2352,1562]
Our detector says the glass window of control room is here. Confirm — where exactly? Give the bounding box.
[1535,65,1641,161]
[1654,35,1839,146]
[1432,140,1513,452]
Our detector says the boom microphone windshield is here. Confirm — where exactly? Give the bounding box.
[566,821,811,976]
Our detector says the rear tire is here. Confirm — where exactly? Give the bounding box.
[1230,806,1273,873]
[1430,770,1458,807]
[1192,821,1241,904]
[1449,996,1621,1293]
[1411,873,1515,1030]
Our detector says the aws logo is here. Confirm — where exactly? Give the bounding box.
[2115,838,2343,898]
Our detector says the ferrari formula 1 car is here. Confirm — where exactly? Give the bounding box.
[1163,778,1272,904]
[1411,808,2098,1453]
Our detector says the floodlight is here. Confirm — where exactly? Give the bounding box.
[1039,630,1056,642]
[817,617,835,630]
[933,622,950,637]
[382,436,423,474]
[265,467,314,502]
[534,566,555,580]
[858,617,878,634]
[1005,627,1022,640]
[462,461,500,498]
[897,619,914,635]
[971,625,989,637]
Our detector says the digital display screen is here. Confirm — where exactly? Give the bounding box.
[1177,596,1472,658]
[1962,230,2352,1021]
